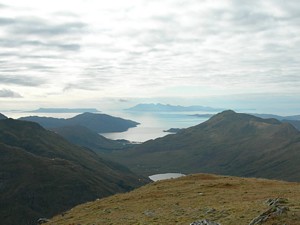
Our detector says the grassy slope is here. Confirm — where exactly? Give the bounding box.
[105,111,300,181]
[46,173,300,225]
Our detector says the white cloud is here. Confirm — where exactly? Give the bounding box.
[0,0,299,111]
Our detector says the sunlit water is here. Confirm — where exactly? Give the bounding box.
[100,111,211,142]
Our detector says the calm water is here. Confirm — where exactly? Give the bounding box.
[100,111,211,142]
[149,173,186,181]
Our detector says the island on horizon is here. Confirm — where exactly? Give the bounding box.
[27,108,100,113]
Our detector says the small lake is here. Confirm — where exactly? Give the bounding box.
[149,173,186,181]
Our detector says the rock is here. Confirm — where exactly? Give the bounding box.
[143,210,156,217]
[249,198,289,225]
[37,218,50,224]
[190,219,221,225]
[266,198,288,207]
[205,208,217,214]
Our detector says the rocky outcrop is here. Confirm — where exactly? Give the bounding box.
[37,218,50,224]
[190,219,221,225]
[249,198,289,225]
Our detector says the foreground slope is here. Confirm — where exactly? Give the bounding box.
[108,110,300,181]
[46,174,300,225]
[0,119,148,225]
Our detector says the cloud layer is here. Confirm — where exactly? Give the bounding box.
[0,0,299,110]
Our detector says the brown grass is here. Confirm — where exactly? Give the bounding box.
[46,173,300,225]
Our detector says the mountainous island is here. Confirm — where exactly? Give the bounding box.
[126,103,224,112]
[27,108,100,113]
[19,112,139,133]
[0,117,148,225]
[107,110,300,182]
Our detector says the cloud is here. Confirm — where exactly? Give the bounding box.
[0,76,46,87]
[0,89,22,98]
[0,0,299,109]
[0,3,8,9]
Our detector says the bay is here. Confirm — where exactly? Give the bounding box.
[100,111,211,142]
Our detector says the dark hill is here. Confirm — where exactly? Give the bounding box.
[283,119,300,131]
[0,113,7,120]
[19,112,139,132]
[0,119,148,225]
[51,125,128,152]
[108,110,300,181]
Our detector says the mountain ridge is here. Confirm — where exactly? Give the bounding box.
[19,112,139,133]
[106,110,300,181]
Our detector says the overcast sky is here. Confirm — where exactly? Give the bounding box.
[0,0,299,114]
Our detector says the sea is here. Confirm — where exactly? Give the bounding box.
[3,110,214,143]
[100,111,212,142]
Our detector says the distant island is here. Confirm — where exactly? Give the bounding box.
[27,108,100,113]
[163,128,183,133]
[189,113,215,118]
[125,103,224,112]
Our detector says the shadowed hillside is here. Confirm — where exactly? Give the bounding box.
[107,110,300,181]
[0,113,7,120]
[0,119,148,225]
[51,125,130,152]
[45,174,300,225]
[19,112,139,132]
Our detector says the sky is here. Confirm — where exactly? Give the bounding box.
[0,0,300,114]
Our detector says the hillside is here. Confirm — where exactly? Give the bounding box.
[0,119,148,225]
[283,120,300,131]
[19,112,139,132]
[45,173,300,225]
[107,110,300,181]
[51,125,129,152]
[0,113,7,120]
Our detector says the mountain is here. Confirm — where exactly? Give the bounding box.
[126,103,224,112]
[192,112,300,131]
[19,112,139,132]
[51,125,130,152]
[0,113,7,120]
[0,119,148,225]
[252,113,300,121]
[45,173,300,225]
[28,108,100,113]
[108,110,300,181]
[283,120,300,131]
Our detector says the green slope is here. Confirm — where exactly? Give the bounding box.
[0,119,148,225]
[107,110,300,181]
